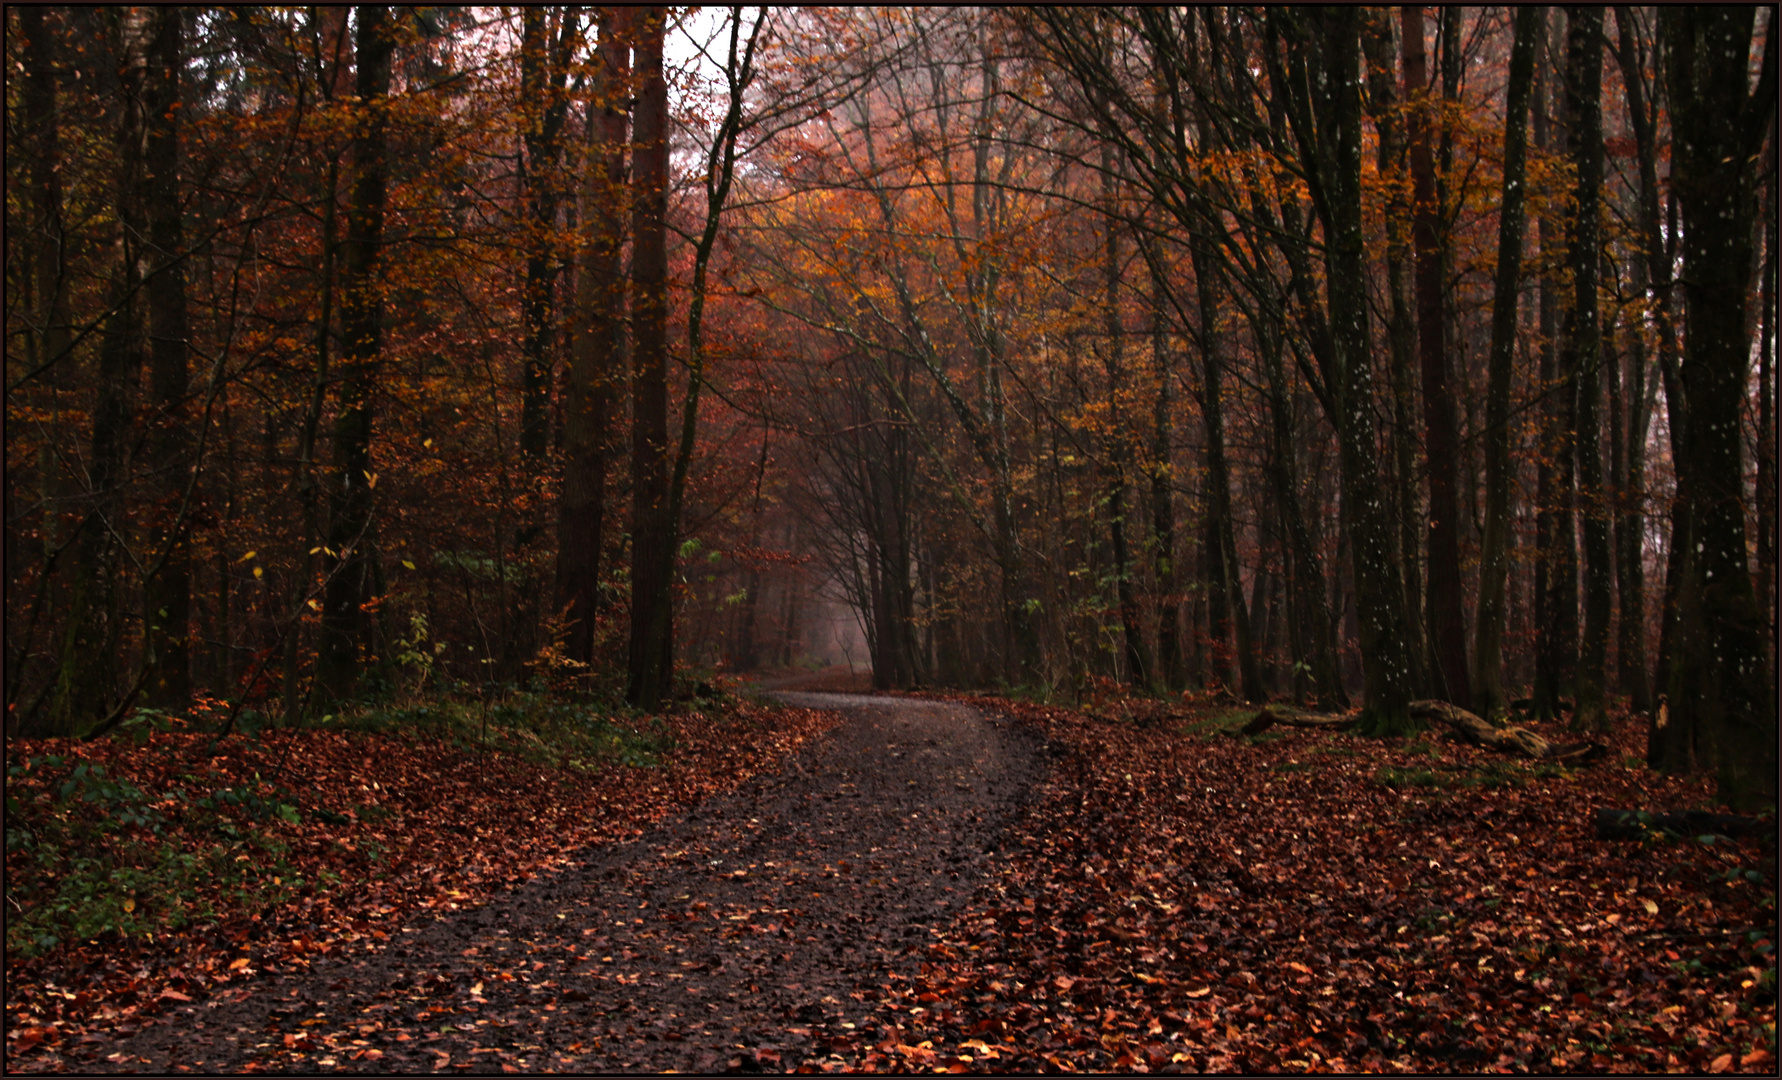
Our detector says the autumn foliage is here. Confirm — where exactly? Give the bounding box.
[2,4,1777,1073]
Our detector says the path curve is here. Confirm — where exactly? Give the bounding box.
[84,693,1045,1073]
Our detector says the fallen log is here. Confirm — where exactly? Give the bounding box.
[1408,700,1606,764]
[1595,809,1778,842]
[1239,705,1357,736]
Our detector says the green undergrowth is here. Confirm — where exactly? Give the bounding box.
[4,689,681,963]
[188,688,677,773]
[4,756,315,959]
[305,691,675,771]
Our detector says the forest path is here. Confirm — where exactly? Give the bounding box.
[86,693,1046,1074]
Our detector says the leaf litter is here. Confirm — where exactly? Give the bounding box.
[4,699,835,1072]
[5,690,1775,1075]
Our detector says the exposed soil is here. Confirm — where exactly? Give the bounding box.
[74,693,1047,1074]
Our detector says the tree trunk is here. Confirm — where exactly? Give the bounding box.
[557,7,628,667]
[1403,5,1470,708]
[1258,316,1346,710]
[143,8,191,709]
[17,9,75,693]
[19,5,73,409]
[626,8,673,709]
[1190,244,1262,702]
[1613,7,1691,761]
[1360,10,1431,701]
[1531,14,1579,725]
[1755,163,1776,717]
[1605,9,1655,712]
[518,7,577,465]
[1147,245,1185,691]
[317,5,393,703]
[1562,8,1612,733]
[1473,7,1540,720]
[1102,161,1152,691]
[1277,9,1419,734]
[284,7,350,722]
[1658,7,1777,810]
[51,8,153,735]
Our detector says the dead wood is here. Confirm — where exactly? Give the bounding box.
[1239,705,1357,736]
[1409,700,1605,764]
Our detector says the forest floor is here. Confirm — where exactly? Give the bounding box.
[4,683,1776,1074]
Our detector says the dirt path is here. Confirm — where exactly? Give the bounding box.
[80,693,1045,1074]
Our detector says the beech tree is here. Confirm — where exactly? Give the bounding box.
[1656,7,1775,808]
[317,5,393,704]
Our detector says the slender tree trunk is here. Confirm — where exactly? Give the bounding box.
[17,9,75,702]
[1191,246,1262,701]
[663,9,763,693]
[1532,13,1579,724]
[1102,163,1152,691]
[317,5,393,703]
[20,9,73,525]
[1473,6,1539,720]
[1147,247,1185,691]
[283,7,349,721]
[50,8,153,735]
[1613,284,1652,713]
[1658,7,1776,809]
[1403,5,1469,707]
[1613,8,1690,761]
[143,8,190,708]
[558,8,629,667]
[1605,257,1635,710]
[626,8,673,709]
[1562,7,1612,733]
[519,8,577,465]
[1606,8,1656,715]
[288,155,339,721]
[1256,309,1346,709]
